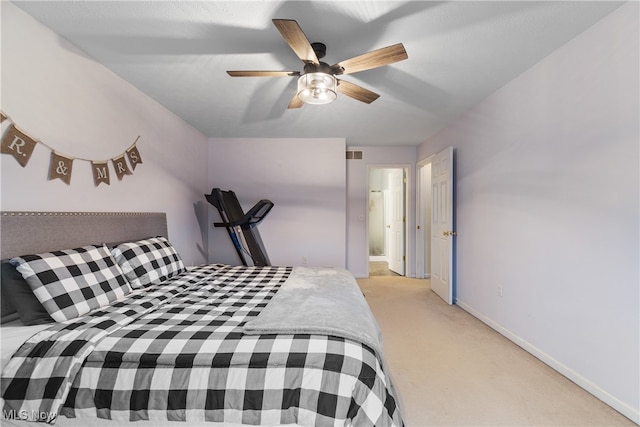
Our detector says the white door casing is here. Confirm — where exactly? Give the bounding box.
[431,147,454,304]
[416,161,432,279]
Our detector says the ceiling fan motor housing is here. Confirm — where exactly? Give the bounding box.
[303,62,333,75]
[311,42,326,59]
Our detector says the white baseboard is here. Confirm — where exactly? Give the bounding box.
[456,299,640,425]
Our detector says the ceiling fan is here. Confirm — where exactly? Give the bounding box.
[227,19,408,109]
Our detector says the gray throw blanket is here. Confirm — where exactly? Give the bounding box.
[243,266,385,358]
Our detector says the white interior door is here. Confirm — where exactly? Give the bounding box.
[387,169,405,275]
[431,147,454,304]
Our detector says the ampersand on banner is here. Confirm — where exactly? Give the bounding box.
[49,152,74,185]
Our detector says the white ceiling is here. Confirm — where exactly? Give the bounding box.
[13,1,624,146]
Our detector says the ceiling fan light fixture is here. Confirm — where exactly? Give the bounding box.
[297,72,337,105]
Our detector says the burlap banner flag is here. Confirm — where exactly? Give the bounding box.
[1,111,142,186]
[112,154,131,181]
[126,144,143,170]
[1,124,38,167]
[49,152,73,185]
[92,161,110,186]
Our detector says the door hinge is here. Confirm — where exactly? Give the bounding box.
[402,255,405,261]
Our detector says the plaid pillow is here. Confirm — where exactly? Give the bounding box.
[10,244,133,322]
[111,236,186,288]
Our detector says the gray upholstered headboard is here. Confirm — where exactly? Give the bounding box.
[0,211,168,320]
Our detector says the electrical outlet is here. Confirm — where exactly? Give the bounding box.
[497,285,503,297]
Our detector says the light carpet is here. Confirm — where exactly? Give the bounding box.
[357,276,636,427]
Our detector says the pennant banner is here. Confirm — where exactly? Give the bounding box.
[0,110,141,186]
[1,124,38,167]
[49,152,74,185]
[92,161,110,186]
[112,154,131,181]
[126,145,143,170]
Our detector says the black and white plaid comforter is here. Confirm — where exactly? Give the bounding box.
[2,264,403,426]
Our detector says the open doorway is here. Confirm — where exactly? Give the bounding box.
[417,159,432,279]
[368,167,407,277]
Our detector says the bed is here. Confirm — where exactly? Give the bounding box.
[0,212,403,427]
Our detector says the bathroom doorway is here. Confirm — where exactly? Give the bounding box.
[368,167,407,277]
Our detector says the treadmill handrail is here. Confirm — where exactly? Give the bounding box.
[213,199,273,228]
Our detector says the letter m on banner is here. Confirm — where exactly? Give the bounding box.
[92,161,110,186]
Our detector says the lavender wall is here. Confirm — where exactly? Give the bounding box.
[417,3,639,421]
[0,2,209,265]
[207,138,346,268]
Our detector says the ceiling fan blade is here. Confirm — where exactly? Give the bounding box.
[227,71,300,77]
[287,92,304,109]
[337,79,380,104]
[333,43,408,75]
[272,19,319,65]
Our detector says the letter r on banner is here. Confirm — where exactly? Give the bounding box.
[112,154,131,181]
[1,124,37,167]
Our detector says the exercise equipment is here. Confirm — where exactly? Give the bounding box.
[205,188,273,266]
